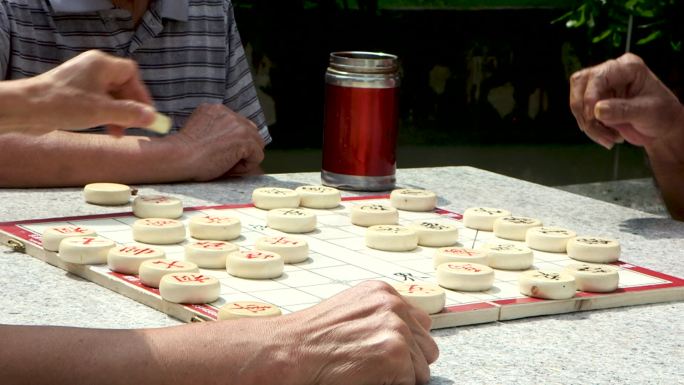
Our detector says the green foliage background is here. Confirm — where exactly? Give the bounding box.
[555,0,683,52]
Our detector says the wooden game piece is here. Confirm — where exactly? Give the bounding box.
[266,208,317,233]
[436,262,495,292]
[42,226,97,252]
[132,218,186,245]
[255,236,309,264]
[107,244,165,275]
[132,195,183,219]
[83,183,131,206]
[252,187,300,210]
[566,237,621,263]
[493,216,542,241]
[144,112,172,135]
[138,259,200,288]
[526,226,576,253]
[462,207,511,231]
[185,241,238,269]
[519,270,576,300]
[433,247,488,268]
[392,282,446,315]
[365,225,418,252]
[389,189,437,212]
[564,263,620,292]
[295,185,341,209]
[481,242,534,270]
[159,273,220,304]
[58,236,116,264]
[226,250,284,279]
[350,204,398,227]
[409,220,459,247]
[218,301,282,320]
[188,215,241,241]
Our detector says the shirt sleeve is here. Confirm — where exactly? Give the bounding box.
[223,1,271,144]
[0,5,10,79]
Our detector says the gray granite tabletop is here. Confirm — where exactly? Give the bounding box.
[1,166,682,385]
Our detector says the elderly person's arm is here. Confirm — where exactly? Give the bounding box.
[0,282,438,385]
[0,50,263,187]
[570,53,684,220]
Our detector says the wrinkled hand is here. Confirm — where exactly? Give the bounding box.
[278,281,439,385]
[569,53,684,150]
[26,50,156,134]
[171,104,265,180]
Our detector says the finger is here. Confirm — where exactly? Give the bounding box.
[583,119,621,150]
[239,141,265,171]
[106,56,154,106]
[106,125,126,137]
[595,98,661,132]
[405,309,439,364]
[613,125,653,147]
[408,305,433,332]
[90,98,157,129]
[409,343,431,385]
[569,69,590,131]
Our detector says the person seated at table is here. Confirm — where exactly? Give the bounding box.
[0,50,438,385]
[0,0,267,187]
[569,53,684,220]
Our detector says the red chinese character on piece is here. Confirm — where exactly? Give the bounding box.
[153,260,182,269]
[270,237,298,245]
[204,216,229,224]
[445,248,477,256]
[146,219,173,226]
[172,274,209,284]
[143,196,169,204]
[245,252,273,260]
[450,264,481,273]
[406,284,436,294]
[80,237,105,245]
[120,246,155,256]
[195,241,226,249]
[231,303,271,314]
[55,226,87,234]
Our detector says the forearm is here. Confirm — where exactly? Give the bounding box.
[0,131,190,187]
[0,78,42,132]
[646,152,684,221]
[0,321,290,385]
[645,110,684,221]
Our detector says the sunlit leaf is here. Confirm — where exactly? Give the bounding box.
[636,30,663,45]
[592,28,613,43]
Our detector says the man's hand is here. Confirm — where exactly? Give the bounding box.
[276,281,439,385]
[169,104,265,180]
[570,53,684,220]
[569,53,684,153]
[14,50,156,134]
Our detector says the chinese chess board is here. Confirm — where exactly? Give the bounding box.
[1,196,683,329]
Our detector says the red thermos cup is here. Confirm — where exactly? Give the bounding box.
[322,52,400,191]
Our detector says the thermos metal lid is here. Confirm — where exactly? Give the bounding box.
[329,51,398,74]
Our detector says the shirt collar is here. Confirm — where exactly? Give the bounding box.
[47,0,189,22]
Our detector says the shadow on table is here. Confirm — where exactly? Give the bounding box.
[619,217,684,240]
[429,376,455,385]
[151,176,309,206]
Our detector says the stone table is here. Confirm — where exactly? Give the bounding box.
[1,167,682,384]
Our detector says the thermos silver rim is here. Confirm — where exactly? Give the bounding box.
[329,51,398,74]
[327,51,400,88]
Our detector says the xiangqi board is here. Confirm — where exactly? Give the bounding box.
[1,196,682,329]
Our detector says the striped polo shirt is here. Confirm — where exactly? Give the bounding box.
[0,0,270,142]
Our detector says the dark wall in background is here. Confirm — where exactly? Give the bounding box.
[233,5,683,149]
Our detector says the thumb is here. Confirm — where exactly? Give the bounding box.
[90,98,157,129]
[594,97,658,127]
